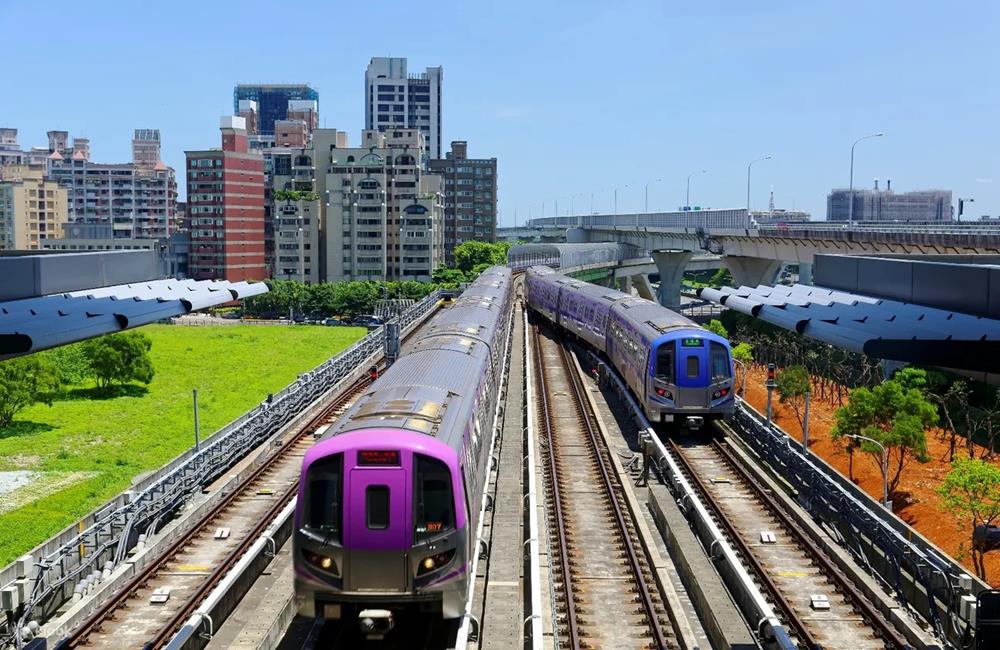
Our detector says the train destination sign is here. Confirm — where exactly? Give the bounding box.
[681,338,704,347]
[358,449,401,466]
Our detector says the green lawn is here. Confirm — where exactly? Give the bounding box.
[0,324,366,566]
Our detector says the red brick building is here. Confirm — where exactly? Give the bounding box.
[185,117,265,281]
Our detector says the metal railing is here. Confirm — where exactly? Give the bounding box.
[521,309,543,650]
[2,291,442,648]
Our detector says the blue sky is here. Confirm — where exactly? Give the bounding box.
[2,0,997,223]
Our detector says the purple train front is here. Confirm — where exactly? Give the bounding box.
[526,266,733,427]
[294,267,513,633]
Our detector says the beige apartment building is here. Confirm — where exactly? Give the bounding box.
[0,164,67,250]
[315,127,444,282]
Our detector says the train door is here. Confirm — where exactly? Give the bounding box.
[345,455,410,592]
[675,337,708,389]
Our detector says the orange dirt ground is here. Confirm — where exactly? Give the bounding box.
[739,366,1000,586]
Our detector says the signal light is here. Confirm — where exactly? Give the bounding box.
[720,387,729,397]
[767,363,775,380]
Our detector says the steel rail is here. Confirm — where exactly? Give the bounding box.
[709,436,911,650]
[556,342,671,649]
[62,376,368,648]
[530,328,580,650]
[667,436,821,649]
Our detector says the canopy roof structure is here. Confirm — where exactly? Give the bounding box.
[698,283,1000,374]
[1,278,267,360]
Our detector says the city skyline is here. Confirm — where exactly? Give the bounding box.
[1,1,996,223]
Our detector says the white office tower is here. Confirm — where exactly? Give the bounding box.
[365,57,443,160]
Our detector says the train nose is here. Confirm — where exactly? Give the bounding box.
[344,463,410,592]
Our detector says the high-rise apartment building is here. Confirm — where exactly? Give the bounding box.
[266,145,321,283]
[132,129,162,169]
[428,140,497,263]
[318,127,443,282]
[0,164,68,250]
[233,84,319,136]
[184,117,266,281]
[46,130,177,240]
[827,181,953,222]
[365,58,442,160]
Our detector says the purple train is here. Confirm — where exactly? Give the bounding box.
[526,266,734,427]
[293,266,512,635]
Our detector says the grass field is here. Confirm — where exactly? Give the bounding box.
[0,324,366,566]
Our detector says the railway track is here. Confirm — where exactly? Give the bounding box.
[530,325,677,650]
[668,430,911,650]
[62,376,370,649]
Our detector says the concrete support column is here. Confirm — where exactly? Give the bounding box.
[633,274,656,301]
[651,250,693,311]
[798,262,813,285]
[616,275,633,294]
[723,255,782,288]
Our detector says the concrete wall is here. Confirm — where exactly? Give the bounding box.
[814,254,1000,318]
[0,250,159,301]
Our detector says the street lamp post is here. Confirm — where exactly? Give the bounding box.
[746,156,773,215]
[848,132,884,227]
[845,434,891,510]
[613,185,629,227]
[645,178,662,213]
[958,197,975,222]
[686,170,707,209]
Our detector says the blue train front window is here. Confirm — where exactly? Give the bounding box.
[414,455,455,542]
[710,342,730,381]
[307,454,343,542]
[655,344,674,381]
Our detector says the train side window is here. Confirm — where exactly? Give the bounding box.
[415,454,455,542]
[655,345,673,381]
[710,342,731,381]
[307,454,343,542]
[686,355,700,378]
[366,485,389,530]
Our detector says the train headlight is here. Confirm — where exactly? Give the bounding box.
[655,388,673,400]
[304,549,339,576]
[417,549,455,576]
[712,388,729,400]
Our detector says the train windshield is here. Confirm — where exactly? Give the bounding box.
[414,454,455,542]
[710,342,731,381]
[654,343,674,381]
[307,454,343,541]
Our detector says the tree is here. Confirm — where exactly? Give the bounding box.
[0,356,61,428]
[776,365,811,435]
[938,457,1000,580]
[273,189,321,203]
[453,241,509,272]
[731,341,753,395]
[831,370,937,494]
[82,331,155,389]
[710,267,733,287]
[432,267,470,285]
[705,319,728,338]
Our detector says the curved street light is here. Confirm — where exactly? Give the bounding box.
[686,170,706,210]
[848,133,884,227]
[845,433,891,510]
[746,156,773,215]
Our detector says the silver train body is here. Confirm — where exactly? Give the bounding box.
[294,267,513,623]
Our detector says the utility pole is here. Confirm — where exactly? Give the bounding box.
[765,363,776,428]
[192,389,201,453]
[802,389,811,454]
